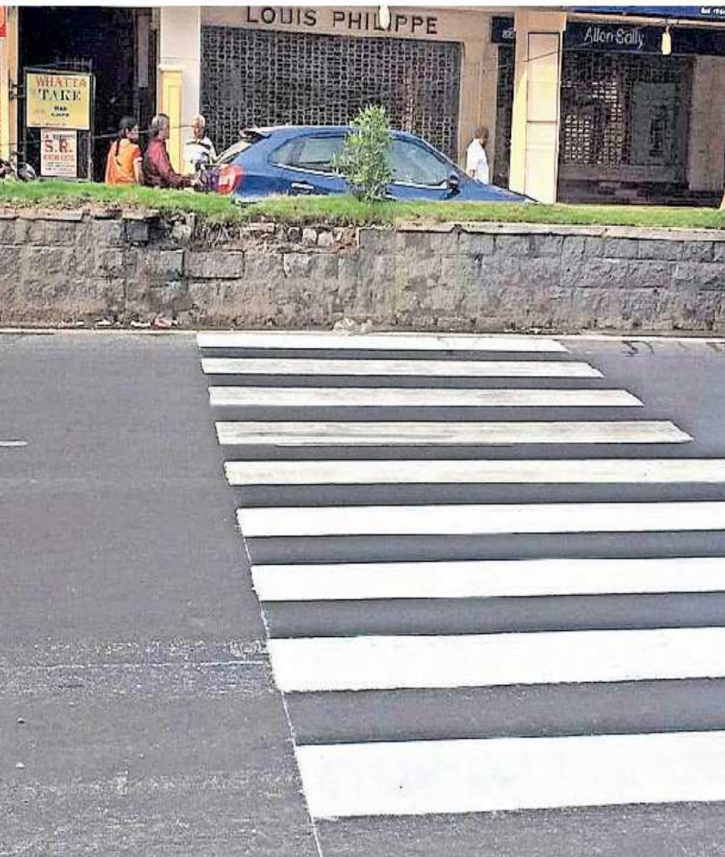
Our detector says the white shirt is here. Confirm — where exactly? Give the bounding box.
[184,136,217,173]
[466,139,490,184]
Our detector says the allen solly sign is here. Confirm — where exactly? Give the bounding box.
[0,7,7,39]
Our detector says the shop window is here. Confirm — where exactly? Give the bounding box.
[559,52,692,182]
[201,26,462,160]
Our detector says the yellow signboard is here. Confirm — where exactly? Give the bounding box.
[26,72,91,130]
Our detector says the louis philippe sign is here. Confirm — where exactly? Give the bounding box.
[26,72,91,130]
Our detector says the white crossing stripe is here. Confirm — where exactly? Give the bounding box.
[296,731,725,818]
[251,556,725,602]
[216,420,690,447]
[238,500,725,538]
[202,357,602,378]
[209,387,641,409]
[227,457,725,486]
[197,331,568,353]
[269,627,725,692]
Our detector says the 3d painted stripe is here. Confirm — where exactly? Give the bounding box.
[238,500,725,538]
[269,627,725,692]
[197,331,568,352]
[209,387,641,408]
[201,357,601,378]
[216,420,690,447]
[226,458,725,486]
[296,731,725,817]
[250,557,725,602]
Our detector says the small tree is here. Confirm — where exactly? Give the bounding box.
[336,105,393,202]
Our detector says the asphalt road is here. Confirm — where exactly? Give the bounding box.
[4,329,725,856]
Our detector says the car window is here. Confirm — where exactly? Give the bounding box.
[294,136,343,173]
[390,139,450,186]
[271,139,298,167]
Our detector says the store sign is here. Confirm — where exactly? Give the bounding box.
[243,6,439,36]
[0,7,7,38]
[40,129,78,178]
[492,17,661,53]
[569,22,661,52]
[26,72,91,130]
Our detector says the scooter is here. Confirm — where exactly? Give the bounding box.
[0,152,37,182]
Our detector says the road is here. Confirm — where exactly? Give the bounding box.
[4,328,725,855]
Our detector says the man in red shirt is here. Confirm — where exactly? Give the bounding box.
[143,114,194,189]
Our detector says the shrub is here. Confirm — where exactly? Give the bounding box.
[336,105,393,202]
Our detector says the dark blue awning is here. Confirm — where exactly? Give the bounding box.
[572,6,725,20]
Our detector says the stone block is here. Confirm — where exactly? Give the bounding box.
[0,218,22,245]
[94,248,129,278]
[584,237,605,258]
[674,261,725,291]
[458,232,494,256]
[711,243,725,264]
[358,227,395,255]
[561,236,587,261]
[125,220,149,244]
[637,240,684,261]
[531,235,564,257]
[495,234,531,256]
[92,219,125,247]
[396,229,458,255]
[25,219,79,246]
[317,230,335,248]
[302,227,318,244]
[682,242,715,263]
[602,238,640,259]
[283,253,314,278]
[628,260,675,289]
[138,249,185,281]
[562,258,631,290]
[21,246,76,285]
[186,251,245,280]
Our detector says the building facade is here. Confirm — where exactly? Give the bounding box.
[2,5,725,203]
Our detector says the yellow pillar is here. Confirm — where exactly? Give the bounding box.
[158,68,183,172]
[0,5,19,162]
[509,9,567,204]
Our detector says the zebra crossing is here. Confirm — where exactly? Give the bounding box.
[198,330,725,849]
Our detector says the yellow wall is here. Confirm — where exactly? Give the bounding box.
[0,6,19,162]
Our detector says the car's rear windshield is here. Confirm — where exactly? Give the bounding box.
[215,131,266,165]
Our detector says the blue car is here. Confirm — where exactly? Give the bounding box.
[212,125,525,203]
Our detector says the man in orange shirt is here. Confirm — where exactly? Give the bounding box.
[105,117,143,185]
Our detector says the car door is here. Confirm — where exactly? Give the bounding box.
[271,134,348,196]
[388,138,458,202]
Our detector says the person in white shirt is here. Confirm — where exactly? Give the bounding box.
[184,114,217,174]
[466,125,490,185]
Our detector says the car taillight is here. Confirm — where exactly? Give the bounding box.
[217,164,243,195]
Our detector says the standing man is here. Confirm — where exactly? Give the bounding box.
[466,126,490,185]
[143,114,194,189]
[184,114,217,174]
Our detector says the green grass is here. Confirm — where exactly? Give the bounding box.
[2,179,725,230]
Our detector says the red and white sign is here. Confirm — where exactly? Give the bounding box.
[40,129,78,178]
[0,7,7,39]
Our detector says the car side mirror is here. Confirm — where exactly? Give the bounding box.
[447,172,461,195]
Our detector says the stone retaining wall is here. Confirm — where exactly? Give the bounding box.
[2,208,725,332]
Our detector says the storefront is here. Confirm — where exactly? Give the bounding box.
[494,9,725,203]
[3,5,725,205]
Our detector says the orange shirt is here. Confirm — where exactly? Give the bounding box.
[105,138,142,185]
